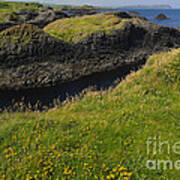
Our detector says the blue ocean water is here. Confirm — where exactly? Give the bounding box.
[100,9,180,28]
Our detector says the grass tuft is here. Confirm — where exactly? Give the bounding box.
[0,1,43,22]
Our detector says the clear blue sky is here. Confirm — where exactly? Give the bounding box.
[7,0,180,8]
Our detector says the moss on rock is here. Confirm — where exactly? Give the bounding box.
[0,15,180,92]
[0,24,43,46]
[0,1,43,22]
[44,14,159,43]
[44,14,129,43]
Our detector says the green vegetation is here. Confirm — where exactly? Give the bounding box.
[0,48,180,179]
[0,0,97,22]
[0,24,48,47]
[44,14,139,43]
[0,1,43,22]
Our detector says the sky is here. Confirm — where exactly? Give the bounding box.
[6,0,180,8]
[39,0,180,8]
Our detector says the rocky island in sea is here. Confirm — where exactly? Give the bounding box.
[103,4,172,9]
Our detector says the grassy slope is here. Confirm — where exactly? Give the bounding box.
[44,15,143,43]
[0,1,42,22]
[0,24,46,46]
[0,49,180,179]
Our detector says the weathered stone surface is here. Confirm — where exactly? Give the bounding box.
[0,9,68,31]
[0,22,15,32]
[128,11,140,15]
[0,8,99,32]
[61,8,98,17]
[0,19,180,92]
[104,11,132,19]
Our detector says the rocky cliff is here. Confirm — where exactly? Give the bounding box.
[0,8,98,32]
[0,14,180,109]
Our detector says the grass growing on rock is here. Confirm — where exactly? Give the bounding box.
[0,48,180,179]
[44,14,133,43]
[0,1,43,22]
[0,24,50,47]
[44,14,155,43]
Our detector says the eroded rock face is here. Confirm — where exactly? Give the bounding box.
[104,11,132,19]
[60,8,98,17]
[0,9,69,32]
[128,11,140,15]
[0,8,100,32]
[0,19,180,92]
[0,22,14,32]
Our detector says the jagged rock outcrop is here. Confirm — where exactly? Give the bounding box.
[0,9,69,31]
[0,8,100,32]
[0,17,180,92]
[61,8,98,17]
[14,9,68,26]
[154,13,170,20]
[0,22,14,32]
[0,24,73,68]
[128,11,140,15]
[104,11,132,19]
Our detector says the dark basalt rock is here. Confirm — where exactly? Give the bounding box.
[37,4,43,8]
[128,11,140,15]
[27,9,68,28]
[0,19,180,92]
[154,13,170,20]
[0,24,73,68]
[132,16,148,21]
[0,9,68,31]
[61,8,98,17]
[0,3,9,8]
[0,8,99,32]
[104,11,132,19]
[46,6,53,10]
[0,22,15,32]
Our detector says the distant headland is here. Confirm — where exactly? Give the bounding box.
[102,5,172,9]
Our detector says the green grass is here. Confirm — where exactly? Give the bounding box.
[0,1,97,23]
[44,14,139,43]
[0,1,43,22]
[0,48,180,179]
[0,24,52,48]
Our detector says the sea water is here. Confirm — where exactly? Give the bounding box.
[100,9,180,28]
